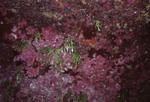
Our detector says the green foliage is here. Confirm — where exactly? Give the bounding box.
[78,92,88,102]
[16,73,24,84]
[39,46,53,65]
[15,66,24,84]
[39,46,62,69]
[72,51,81,69]
[53,48,62,69]
[64,38,81,68]
[64,38,75,53]
[14,41,29,51]
[39,46,52,54]
[39,38,81,71]
[35,31,41,44]
[94,20,102,32]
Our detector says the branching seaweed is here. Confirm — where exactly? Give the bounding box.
[39,46,62,69]
[64,38,75,53]
[39,38,81,71]
[35,31,41,44]
[94,20,102,32]
[72,51,81,69]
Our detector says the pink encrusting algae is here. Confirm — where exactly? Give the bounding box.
[0,0,150,102]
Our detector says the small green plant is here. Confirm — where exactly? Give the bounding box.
[39,46,51,53]
[14,41,29,51]
[78,92,88,102]
[53,48,62,69]
[39,46,62,69]
[39,38,81,70]
[39,46,54,66]
[16,73,24,84]
[64,38,81,68]
[72,51,81,68]
[94,20,102,32]
[64,38,75,53]
[35,31,41,44]
[15,66,24,84]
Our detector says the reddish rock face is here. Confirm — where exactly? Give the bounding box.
[0,1,150,102]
